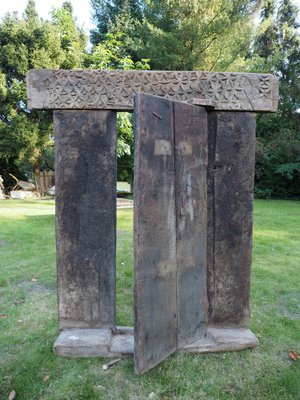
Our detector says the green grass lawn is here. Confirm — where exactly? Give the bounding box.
[0,199,299,400]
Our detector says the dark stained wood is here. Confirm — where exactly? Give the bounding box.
[54,110,117,329]
[134,94,177,374]
[134,94,209,374]
[174,103,208,348]
[207,111,256,326]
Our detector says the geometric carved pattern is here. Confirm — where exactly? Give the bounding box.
[27,69,278,112]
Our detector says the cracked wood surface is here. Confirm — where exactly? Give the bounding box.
[27,69,278,112]
[134,94,207,374]
[207,111,255,326]
[55,110,117,329]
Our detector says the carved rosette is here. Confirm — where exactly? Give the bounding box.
[27,69,279,112]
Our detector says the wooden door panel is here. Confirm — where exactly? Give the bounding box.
[134,94,208,374]
[134,94,177,375]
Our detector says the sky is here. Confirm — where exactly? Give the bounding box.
[0,0,96,35]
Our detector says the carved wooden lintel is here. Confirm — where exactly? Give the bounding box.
[27,69,278,112]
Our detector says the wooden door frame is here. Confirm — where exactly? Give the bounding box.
[26,69,278,371]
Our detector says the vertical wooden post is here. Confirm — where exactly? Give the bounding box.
[54,110,117,329]
[207,111,256,326]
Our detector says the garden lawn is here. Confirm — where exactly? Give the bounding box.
[0,199,299,400]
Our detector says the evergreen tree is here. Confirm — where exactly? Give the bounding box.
[90,0,263,71]
[87,31,150,183]
[253,0,300,198]
[51,1,87,69]
[90,0,143,46]
[24,0,39,20]
[0,0,87,188]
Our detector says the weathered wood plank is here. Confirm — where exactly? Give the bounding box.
[134,94,209,373]
[181,327,259,353]
[27,69,278,112]
[174,103,208,348]
[207,111,256,326]
[55,110,116,329]
[134,94,177,374]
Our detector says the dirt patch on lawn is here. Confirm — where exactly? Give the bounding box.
[14,281,55,295]
[279,292,300,320]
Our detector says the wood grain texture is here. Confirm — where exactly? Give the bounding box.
[27,69,279,112]
[54,110,117,329]
[174,103,208,348]
[207,111,256,326]
[134,94,177,374]
[134,94,208,374]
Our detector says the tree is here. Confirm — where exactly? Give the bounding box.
[252,0,300,198]
[90,0,143,46]
[24,0,38,20]
[88,31,150,183]
[91,0,263,71]
[91,0,300,198]
[0,0,87,188]
[51,2,87,69]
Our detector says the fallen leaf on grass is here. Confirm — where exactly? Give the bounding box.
[8,390,16,400]
[43,375,50,382]
[0,314,8,318]
[289,351,300,361]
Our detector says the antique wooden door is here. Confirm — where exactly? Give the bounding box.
[134,93,208,374]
